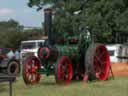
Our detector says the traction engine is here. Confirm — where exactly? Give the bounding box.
[22,9,110,85]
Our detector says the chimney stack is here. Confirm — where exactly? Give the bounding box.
[44,8,55,45]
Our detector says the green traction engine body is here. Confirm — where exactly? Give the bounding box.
[22,9,111,85]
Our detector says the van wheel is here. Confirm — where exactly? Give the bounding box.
[7,61,19,75]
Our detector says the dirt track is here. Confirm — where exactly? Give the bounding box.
[111,63,128,77]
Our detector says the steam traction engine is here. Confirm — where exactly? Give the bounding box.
[22,9,110,85]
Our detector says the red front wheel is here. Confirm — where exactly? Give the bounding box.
[22,56,41,85]
[38,47,50,60]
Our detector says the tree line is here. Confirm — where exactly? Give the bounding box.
[0,19,43,49]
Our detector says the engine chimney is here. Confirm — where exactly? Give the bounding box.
[44,8,55,45]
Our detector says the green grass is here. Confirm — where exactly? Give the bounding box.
[1,76,128,96]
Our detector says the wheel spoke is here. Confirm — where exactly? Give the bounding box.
[95,52,105,62]
[32,74,36,83]
[27,64,31,69]
[28,74,32,81]
[95,55,107,69]
[99,52,105,59]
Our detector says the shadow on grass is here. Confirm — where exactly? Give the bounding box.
[41,82,56,86]
[38,76,114,86]
[39,79,85,86]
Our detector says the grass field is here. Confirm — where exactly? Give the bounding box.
[0,76,128,96]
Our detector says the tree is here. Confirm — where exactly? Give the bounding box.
[23,28,43,40]
[0,19,24,33]
[0,19,43,48]
[0,31,25,48]
[27,0,128,43]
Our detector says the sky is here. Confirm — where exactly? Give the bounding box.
[0,0,44,27]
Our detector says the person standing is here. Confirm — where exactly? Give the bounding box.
[15,49,20,60]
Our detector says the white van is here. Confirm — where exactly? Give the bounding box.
[20,40,45,61]
[106,44,121,63]
[106,44,128,63]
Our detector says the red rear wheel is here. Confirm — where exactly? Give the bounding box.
[85,44,110,81]
[55,56,73,84]
[22,56,41,85]
[94,45,110,80]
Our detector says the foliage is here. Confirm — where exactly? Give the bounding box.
[27,0,128,43]
[23,28,43,40]
[0,31,26,48]
[0,19,43,49]
[0,19,23,33]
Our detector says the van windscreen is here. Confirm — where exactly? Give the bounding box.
[108,50,115,56]
[21,42,36,49]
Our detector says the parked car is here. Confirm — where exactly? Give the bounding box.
[106,44,128,63]
[0,48,20,75]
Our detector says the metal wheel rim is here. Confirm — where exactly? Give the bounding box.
[94,46,110,80]
[24,56,41,85]
[38,47,50,59]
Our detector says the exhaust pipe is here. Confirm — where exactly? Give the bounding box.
[44,8,55,45]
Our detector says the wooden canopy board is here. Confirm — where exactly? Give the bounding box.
[0,73,16,96]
